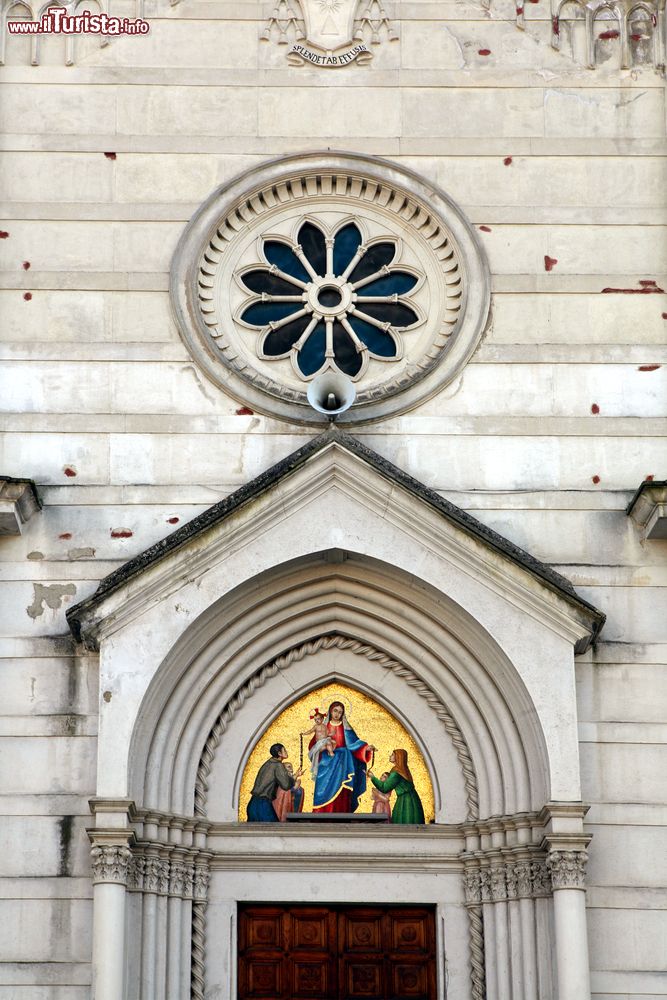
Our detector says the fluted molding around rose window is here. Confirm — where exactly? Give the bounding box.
[546,849,588,890]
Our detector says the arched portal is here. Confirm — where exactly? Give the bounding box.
[131,553,552,823]
[72,430,601,1000]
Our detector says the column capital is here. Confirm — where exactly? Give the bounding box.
[88,828,136,885]
[546,849,588,890]
[90,843,133,886]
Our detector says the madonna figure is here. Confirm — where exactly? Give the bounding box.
[310,701,375,813]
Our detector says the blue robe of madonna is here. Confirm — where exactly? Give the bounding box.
[311,720,369,813]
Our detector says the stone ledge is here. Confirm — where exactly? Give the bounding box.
[627,481,667,539]
[0,478,41,537]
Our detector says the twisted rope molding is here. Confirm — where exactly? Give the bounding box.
[191,900,206,1000]
[194,632,479,820]
[467,905,486,1000]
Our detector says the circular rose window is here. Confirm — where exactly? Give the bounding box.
[171,153,490,424]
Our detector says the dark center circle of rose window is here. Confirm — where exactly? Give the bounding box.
[317,285,343,308]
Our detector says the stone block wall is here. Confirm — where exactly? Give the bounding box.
[0,0,665,995]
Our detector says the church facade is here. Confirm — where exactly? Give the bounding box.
[0,1,666,998]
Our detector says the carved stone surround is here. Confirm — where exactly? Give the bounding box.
[171,153,490,424]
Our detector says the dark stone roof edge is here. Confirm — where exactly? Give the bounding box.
[626,479,667,516]
[66,427,605,645]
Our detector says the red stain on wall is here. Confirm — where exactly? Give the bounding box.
[104,152,117,160]
[22,261,31,270]
[23,292,32,301]
[236,406,254,415]
[59,532,72,540]
[544,256,558,271]
[503,156,513,166]
[638,364,660,371]
[661,313,667,320]
[645,474,655,482]
[591,403,600,414]
[479,225,492,233]
[602,281,664,293]
[63,466,77,477]
[0,231,9,239]
[516,5,524,14]
[592,475,601,484]
[552,17,560,34]
[167,516,180,524]
[110,528,133,538]
[478,48,491,55]
[598,29,619,39]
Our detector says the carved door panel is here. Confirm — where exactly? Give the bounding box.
[238,904,436,1000]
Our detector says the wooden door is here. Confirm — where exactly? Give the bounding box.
[238,904,436,1000]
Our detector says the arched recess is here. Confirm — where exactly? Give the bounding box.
[130,551,550,822]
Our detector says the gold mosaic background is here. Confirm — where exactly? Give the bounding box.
[239,683,434,821]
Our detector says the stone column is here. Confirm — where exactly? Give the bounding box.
[191,859,211,1000]
[462,867,485,1000]
[546,849,591,1000]
[90,841,132,1000]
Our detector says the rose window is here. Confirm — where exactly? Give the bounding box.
[235,219,423,381]
[172,155,490,423]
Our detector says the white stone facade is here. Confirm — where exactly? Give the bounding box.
[0,0,666,998]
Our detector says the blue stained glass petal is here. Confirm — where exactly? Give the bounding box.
[347,317,398,358]
[332,321,362,377]
[355,301,419,328]
[333,223,362,277]
[240,301,302,327]
[241,268,302,296]
[356,271,418,296]
[348,242,396,284]
[263,241,310,283]
[263,313,312,357]
[297,321,326,377]
[297,222,327,275]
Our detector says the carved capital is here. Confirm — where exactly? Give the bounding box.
[547,850,587,890]
[505,862,518,900]
[127,855,145,891]
[193,863,210,901]
[514,860,533,898]
[463,868,482,905]
[478,868,493,904]
[489,865,507,902]
[169,860,188,897]
[183,861,196,899]
[91,844,132,885]
[530,859,552,897]
[143,856,165,894]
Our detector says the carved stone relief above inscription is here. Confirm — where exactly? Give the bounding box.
[261,0,397,66]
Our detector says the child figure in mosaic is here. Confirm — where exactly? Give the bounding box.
[302,708,336,759]
[370,772,392,818]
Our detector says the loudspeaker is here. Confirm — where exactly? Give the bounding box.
[306,372,356,419]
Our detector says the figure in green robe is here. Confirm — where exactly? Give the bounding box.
[369,748,425,824]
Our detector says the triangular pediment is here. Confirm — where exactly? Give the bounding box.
[67,428,604,652]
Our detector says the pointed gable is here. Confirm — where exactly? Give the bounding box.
[67,428,604,651]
